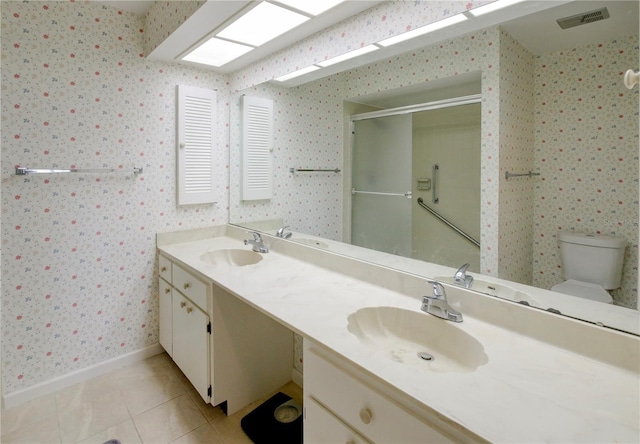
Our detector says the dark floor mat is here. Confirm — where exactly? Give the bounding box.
[240,392,302,444]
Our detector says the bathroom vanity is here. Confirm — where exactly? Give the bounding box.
[157,225,639,443]
[158,246,292,414]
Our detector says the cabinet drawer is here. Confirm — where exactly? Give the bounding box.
[172,263,208,309]
[306,346,452,444]
[305,397,370,444]
[158,255,172,282]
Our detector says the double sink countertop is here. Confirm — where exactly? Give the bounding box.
[157,225,639,443]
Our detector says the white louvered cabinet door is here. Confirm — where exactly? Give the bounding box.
[241,95,273,201]
[176,85,217,205]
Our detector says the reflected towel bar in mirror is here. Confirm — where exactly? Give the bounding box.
[505,171,540,180]
[289,167,341,173]
[15,167,143,176]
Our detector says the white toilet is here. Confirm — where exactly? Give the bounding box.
[551,232,627,304]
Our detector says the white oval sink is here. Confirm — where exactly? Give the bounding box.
[347,307,488,373]
[435,276,538,306]
[199,249,263,266]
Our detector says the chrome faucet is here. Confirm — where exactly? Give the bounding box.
[276,225,292,239]
[421,280,463,322]
[244,232,269,253]
[454,263,474,289]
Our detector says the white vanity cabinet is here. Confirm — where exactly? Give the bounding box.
[304,340,456,444]
[158,255,211,402]
[158,252,293,415]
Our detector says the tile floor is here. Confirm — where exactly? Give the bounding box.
[1,353,303,444]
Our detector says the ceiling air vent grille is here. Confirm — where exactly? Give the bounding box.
[557,7,610,30]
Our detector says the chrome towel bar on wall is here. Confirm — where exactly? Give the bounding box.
[15,167,143,176]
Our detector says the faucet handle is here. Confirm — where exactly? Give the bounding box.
[426,280,446,299]
[454,263,474,288]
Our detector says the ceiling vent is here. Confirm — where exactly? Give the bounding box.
[557,7,610,30]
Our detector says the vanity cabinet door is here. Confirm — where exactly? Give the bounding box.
[172,291,210,402]
[158,278,173,357]
[305,397,370,444]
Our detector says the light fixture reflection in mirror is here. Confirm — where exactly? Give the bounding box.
[229,1,639,336]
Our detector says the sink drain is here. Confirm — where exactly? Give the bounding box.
[417,352,434,361]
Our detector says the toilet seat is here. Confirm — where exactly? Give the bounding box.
[551,279,613,304]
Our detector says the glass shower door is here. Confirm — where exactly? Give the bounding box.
[351,114,412,256]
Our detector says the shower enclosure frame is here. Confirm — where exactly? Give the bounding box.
[344,94,482,257]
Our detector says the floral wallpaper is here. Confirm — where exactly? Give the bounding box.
[1,0,229,394]
[497,29,536,284]
[532,35,639,308]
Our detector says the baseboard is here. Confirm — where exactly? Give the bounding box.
[2,343,164,410]
[291,367,303,388]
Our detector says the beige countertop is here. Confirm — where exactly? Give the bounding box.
[157,225,639,443]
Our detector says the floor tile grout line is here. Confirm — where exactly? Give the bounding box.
[52,390,63,444]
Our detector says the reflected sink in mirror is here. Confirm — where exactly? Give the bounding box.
[347,306,488,373]
[435,277,539,307]
[200,249,263,267]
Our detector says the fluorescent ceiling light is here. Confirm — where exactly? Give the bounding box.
[377,13,468,47]
[217,2,309,47]
[274,65,320,82]
[468,0,527,17]
[182,38,253,67]
[317,45,379,67]
[274,0,345,16]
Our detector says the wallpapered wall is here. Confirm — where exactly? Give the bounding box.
[532,36,639,309]
[1,1,230,394]
[497,29,536,285]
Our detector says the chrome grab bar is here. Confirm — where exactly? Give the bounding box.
[432,164,439,204]
[352,188,412,199]
[417,198,480,248]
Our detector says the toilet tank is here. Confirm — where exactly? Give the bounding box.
[557,232,627,289]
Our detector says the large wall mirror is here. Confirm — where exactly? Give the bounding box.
[229,1,639,335]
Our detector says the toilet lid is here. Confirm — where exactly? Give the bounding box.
[550,280,613,304]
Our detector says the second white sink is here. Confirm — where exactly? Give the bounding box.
[347,306,488,373]
[200,249,263,266]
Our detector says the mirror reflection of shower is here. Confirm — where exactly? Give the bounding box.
[348,96,481,272]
